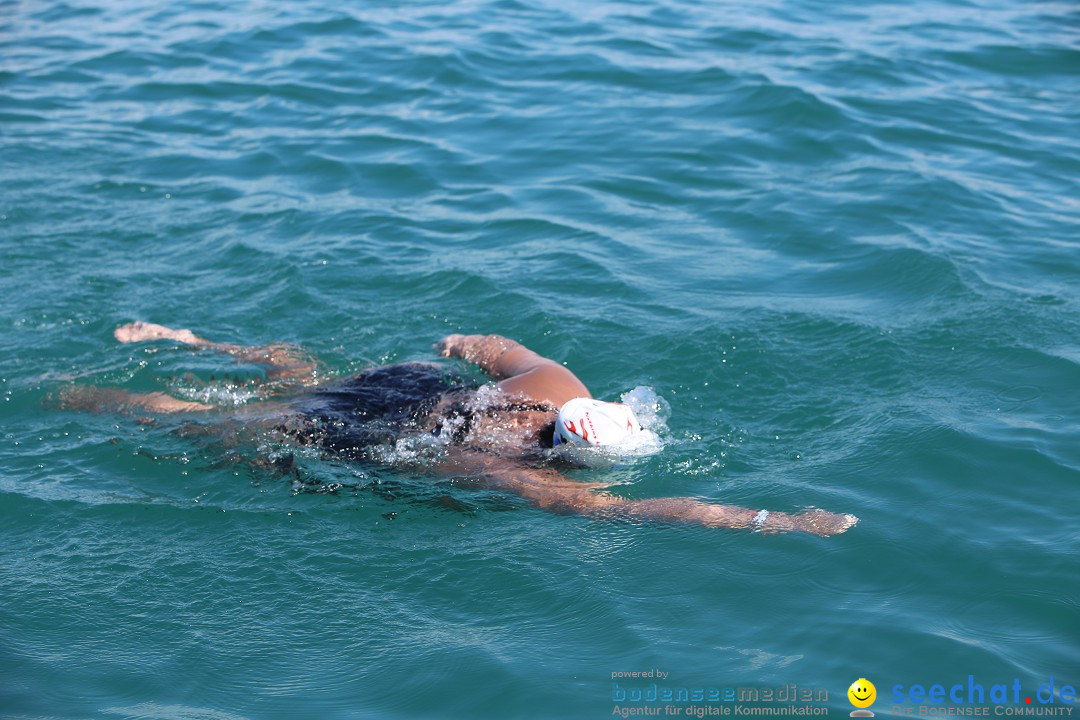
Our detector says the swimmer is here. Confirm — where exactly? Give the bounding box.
[61,321,858,536]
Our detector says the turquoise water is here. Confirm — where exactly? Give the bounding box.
[2,0,1079,717]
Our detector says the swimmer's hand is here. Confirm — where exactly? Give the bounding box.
[807,509,859,536]
[776,508,859,537]
[115,321,201,345]
[436,333,516,363]
[435,333,466,358]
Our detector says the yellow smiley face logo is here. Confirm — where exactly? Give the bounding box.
[848,679,876,709]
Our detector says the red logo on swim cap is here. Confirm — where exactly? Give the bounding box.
[563,419,589,443]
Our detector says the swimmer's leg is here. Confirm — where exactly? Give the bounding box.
[114,321,319,387]
[59,385,214,414]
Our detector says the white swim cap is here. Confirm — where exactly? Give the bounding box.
[553,397,642,447]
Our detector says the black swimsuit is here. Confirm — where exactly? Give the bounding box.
[287,363,472,459]
[284,362,557,459]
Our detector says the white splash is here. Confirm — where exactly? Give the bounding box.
[621,385,670,431]
[362,426,452,467]
[168,380,262,407]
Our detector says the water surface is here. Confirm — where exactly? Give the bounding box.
[2,0,1078,718]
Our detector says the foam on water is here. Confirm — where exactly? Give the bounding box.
[365,424,453,468]
[167,379,264,407]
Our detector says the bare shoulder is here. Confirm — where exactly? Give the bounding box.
[494,363,586,407]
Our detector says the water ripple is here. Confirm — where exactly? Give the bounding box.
[2,0,1079,716]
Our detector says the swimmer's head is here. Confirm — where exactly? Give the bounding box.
[553,397,642,448]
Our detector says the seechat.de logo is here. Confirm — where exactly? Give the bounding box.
[849,678,877,717]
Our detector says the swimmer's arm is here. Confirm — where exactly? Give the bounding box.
[514,477,856,536]
[441,457,857,537]
[115,322,319,385]
[436,333,590,406]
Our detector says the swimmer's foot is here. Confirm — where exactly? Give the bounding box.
[114,322,319,388]
[793,508,858,537]
[114,321,202,346]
